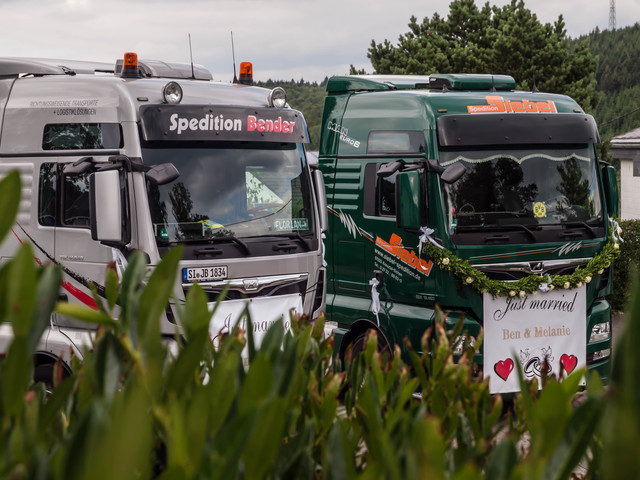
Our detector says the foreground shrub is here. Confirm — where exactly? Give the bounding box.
[1,170,639,479]
[610,219,640,311]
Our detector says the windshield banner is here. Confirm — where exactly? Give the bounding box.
[208,293,303,365]
[140,105,309,143]
[483,286,586,394]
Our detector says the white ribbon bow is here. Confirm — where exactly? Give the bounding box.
[369,277,381,326]
[418,226,443,255]
[538,274,553,293]
[609,216,624,244]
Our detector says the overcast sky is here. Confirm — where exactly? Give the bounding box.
[1,0,638,83]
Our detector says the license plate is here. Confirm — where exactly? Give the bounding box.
[182,266,228,283]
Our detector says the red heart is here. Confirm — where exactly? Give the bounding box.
[494,358,514,381]
[560,354,578,374]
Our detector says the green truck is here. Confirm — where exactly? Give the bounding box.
[318,74,619,394]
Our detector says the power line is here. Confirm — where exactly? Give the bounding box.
[600,105,640,127]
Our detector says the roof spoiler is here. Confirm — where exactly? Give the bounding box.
[326,73,516,94]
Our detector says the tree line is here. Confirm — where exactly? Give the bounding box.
[258,0,640,151]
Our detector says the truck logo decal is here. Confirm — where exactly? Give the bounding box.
[375,233,433,277]
[327,121,361,148]
[553,241,583,256]
[467,95,558,114]
[330,208,373,241]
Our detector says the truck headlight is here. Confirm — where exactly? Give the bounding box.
[268,87,287,108]
[162,81,183,104]
[589,321,611,343]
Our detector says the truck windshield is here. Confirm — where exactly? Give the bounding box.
[142,142,315,244]
[440,145,603,233]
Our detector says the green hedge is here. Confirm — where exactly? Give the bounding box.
[610,219,640,311]
[1,170,640,478]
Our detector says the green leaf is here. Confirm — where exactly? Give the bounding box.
[117,250,148,333]
[241,398,288,479]
[7,242,38,337]
[1,337,31,416]
[0,170,21,244]
[40,373,76,431]
[485,438,518,480]
[138,246,182,354]
[544,396,604,480]
[93,331,123,403]
[28,264,62,353]
[207,349,241,434]
[105,266,119,312]
[55,302,115,327]
[239,353,273,413]
[181,283,211,340]
[166,334,208,394]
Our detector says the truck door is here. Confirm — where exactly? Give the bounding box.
[54,157,117,311]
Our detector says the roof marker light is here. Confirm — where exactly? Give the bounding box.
[268,87,287,108]
[121,52,140,78]
[162,81,183,104]
[238,61,253,85]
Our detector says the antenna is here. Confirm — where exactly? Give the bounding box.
[188,33,195,79]
[231,31,238,83]
[609,0,616,31]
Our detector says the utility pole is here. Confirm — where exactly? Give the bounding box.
[609,0,616,31]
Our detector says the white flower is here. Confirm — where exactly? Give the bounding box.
[598,269,604,275]
[549,284,555,291]
[577,282,583,288]
[564,282,571,289]
[466,277,473,284]
[614,243,619,249]
[585,276,592,283]
[519,290,526,298]
[509,290,516,297]
[442,258,450,266]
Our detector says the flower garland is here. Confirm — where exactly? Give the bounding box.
[420,218,622,298]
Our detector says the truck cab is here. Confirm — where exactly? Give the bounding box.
[319,74,616,393]
[0,54,326,378]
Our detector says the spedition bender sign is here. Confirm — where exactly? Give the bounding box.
[139,105,308,143]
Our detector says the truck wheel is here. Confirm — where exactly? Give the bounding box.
[348,329,391,363]
[33,363,56,396]
[339,329,391,400]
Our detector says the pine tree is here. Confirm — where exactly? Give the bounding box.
[366,0,597,111]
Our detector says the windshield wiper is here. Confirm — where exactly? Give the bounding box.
[456,224,538,243]
[265,232,311,251]
[178,235,251,255]
[495,224,538,243]
[561,221,598,239]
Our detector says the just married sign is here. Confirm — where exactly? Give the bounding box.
[483,286,586,394]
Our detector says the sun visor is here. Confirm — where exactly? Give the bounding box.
[438,113,599,146]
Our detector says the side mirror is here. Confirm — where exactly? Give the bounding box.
[89,170,130,245]
[395,170,422,230]
[601,164,620,218]
[441,162,466,184]
[146,162,179,185]
[312,169,328,233]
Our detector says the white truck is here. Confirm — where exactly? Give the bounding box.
[0,53,327,384]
